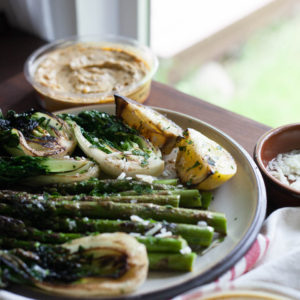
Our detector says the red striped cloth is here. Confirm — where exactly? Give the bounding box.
[174,234,269,300]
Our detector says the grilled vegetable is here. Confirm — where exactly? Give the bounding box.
[0,237,195,272]
[0,215,191,255]
[115,94,183,154]
[0,103,234,296]
[0,215,83,244]
[0,109,76,157]
[0,156,99,186]
[0,214,215,248]
[0,190,227,234]
[45,177,205,208]
[61,110,164,177]
[176,128,237,190]
[45,178,178,195]
[0,233,148,296]
[3,189,180,207]
[116,189,202,208]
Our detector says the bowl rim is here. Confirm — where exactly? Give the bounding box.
[254,122,300,196]
[23,34,159,102]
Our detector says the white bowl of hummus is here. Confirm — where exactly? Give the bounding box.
[24,35,158,111]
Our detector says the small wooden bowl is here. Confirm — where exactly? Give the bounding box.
[254,123,300,208]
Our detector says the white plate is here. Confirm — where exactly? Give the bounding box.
[11,104,266,300]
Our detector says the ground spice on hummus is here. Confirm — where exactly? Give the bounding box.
[34,44,149,97]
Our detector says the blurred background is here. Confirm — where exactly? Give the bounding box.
[1,0,299,127]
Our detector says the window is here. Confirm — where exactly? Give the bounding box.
[3,0,299,127]
[151,0,299,127]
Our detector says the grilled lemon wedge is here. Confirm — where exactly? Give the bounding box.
[176,128,237,190]
[115,94,183,154]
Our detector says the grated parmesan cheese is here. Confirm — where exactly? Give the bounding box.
[123,151,132,155]
[117,172,126,180]
[180,246,192,254]
[197,221,207,227]
[130,215,150,226]
[129,232,142,237]
[145,223,162,236]
[33,265,49,277]
[135,174,155,184]
[68,220,76,230]
[267,150,300,191]
[155,231,172,238]
[162,169,171,177]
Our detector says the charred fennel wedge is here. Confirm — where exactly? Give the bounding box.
[60,110,164,177]
[115,94,183,154]
[0,156,99,186]
[0,109,76,157]
[0,233,148,296]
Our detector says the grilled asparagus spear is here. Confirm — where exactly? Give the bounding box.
[25,216,215,247]
[0,190,226,234]
[0,237,195,272]
[45,178,178,194]
[1,190,180,207]
[0,215,188,253]
[45,178,207,208]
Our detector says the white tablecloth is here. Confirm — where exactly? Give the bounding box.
[174,207,300,300]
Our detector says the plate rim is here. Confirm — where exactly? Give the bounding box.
[54,104,267,300]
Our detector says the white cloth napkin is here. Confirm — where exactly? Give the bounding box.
[1,208,300,300]
[174,207,300,300]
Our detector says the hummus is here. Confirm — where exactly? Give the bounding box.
[34,44,149,97]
